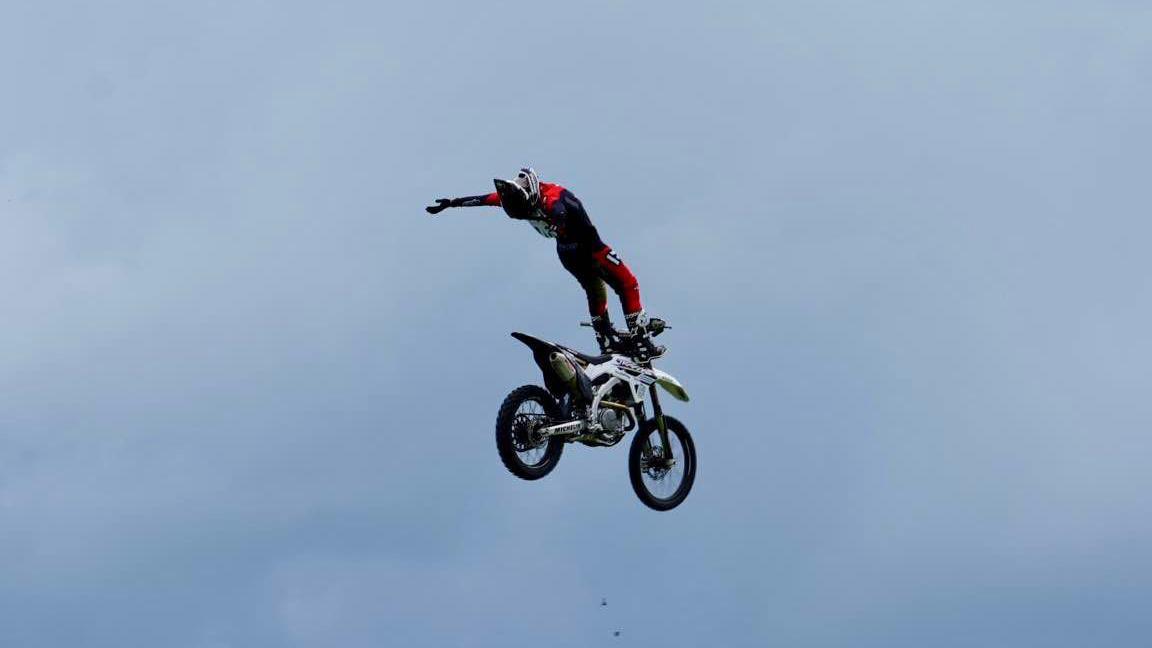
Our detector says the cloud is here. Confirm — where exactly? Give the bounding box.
[1,0,1151,646]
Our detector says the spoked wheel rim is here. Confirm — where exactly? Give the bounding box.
[510,399,551,468]
[497,385,564,481]
[637,430,690,502]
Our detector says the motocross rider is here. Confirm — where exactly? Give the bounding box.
[426,168,664,359]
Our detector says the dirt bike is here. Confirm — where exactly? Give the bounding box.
[495,321,696,511]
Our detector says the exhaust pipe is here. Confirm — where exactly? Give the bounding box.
[549,351,593,402]
[550,352,578,383]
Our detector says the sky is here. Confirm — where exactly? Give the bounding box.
[2,0,1151,645]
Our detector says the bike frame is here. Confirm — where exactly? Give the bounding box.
[510,331,688,450]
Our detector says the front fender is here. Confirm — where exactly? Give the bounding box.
[651,369,690,402]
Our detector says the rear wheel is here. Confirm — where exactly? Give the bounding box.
[628,416,696,510]
[496,385,565,480]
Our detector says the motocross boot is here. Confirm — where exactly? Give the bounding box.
[626,310,666,361]
[591,314,619,355]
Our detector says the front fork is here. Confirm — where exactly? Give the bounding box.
[647,384,674,462]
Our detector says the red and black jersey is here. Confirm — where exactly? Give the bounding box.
[454,182,606,251]
[446,180,643,317]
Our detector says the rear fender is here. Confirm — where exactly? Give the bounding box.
[511,332,592,402]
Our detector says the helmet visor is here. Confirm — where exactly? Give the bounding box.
[493,178,535,219]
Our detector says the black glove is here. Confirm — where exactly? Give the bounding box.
[425,198,452,215]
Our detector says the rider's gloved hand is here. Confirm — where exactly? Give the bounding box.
[425,198,453,215]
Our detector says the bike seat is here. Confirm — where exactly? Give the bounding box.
[570,350,614,365]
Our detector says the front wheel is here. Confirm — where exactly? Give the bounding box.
[628,416,696,511]
[496,385,565,480]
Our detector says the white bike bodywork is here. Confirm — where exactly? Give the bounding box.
[521,337,689,445]
[578,353,689,412]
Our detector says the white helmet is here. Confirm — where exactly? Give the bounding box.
[514,167,541,206]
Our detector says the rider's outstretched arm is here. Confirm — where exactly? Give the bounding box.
[425,192,500,214]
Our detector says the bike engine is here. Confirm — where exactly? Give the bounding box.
[597,408,633,434]
[577,408,632,447]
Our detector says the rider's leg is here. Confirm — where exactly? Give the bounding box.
[592,246,664,359]
[591,246,642,315]
[559,247,617,353]
[582,282,620,355]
